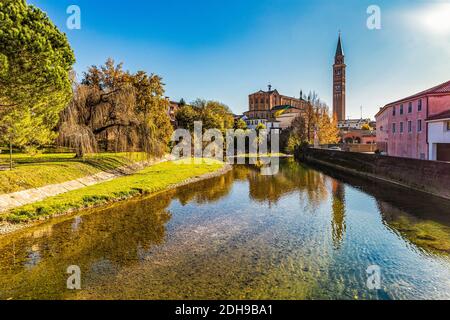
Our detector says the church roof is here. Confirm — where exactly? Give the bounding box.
[251,89,279,95]
[271,105,294,111]
[271,104,304,111]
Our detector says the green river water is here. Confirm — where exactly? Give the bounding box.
[1,158,450,299]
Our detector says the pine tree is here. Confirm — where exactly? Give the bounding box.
[0,0,75,166]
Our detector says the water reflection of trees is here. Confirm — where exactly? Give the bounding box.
[244,159,329,208]
[0,192,174,299]
[173,159,332,209]
[174,170,235,205]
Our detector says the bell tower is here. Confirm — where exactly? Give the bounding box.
[333,33,346,122]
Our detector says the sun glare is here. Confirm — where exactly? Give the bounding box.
[420,3,450,35]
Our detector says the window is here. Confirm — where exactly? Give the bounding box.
[447,121,450,131]
[408,121,412,133]
[400,122,404,133]
[417,119,422,132]
[380,126,384,132]
[418,99,422,111]
[392,123,396,133]
[408,102,412,113]
[400,104,404,115]
[392,107,396,116]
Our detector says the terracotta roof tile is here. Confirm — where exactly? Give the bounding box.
[388,80,450,106]
[376,80,450,118]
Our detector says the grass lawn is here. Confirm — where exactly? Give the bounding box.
[2,159,224,223]
[0,152,148,195]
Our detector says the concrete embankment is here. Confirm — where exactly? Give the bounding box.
[0,155,172,213]
[295,148,450,200]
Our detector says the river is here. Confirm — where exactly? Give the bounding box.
[1,158,450,300]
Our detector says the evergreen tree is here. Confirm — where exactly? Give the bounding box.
[0,0,75,167]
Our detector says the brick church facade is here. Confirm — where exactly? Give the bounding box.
[244,85,307,121]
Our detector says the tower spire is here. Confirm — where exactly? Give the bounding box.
[336,32,344,57]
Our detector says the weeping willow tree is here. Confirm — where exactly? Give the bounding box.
[57,85,98,158]
[57,59,173,158]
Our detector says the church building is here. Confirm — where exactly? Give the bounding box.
[243,85,308,130]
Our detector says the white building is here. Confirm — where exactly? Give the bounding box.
[426,110,450,161]
[245,118,281,132]
[338,118,372,130]
[276,113,298,130]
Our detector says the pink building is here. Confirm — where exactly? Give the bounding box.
[375,80,450,160]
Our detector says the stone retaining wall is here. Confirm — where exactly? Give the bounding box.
[296,147,450,200]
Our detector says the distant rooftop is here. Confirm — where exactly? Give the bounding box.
[339,118,371,122]
[271,105,301,111]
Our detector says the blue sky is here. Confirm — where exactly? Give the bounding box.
[29,0,450,118]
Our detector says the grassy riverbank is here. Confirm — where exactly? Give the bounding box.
[0,152,147,194]
[1,159,225,224]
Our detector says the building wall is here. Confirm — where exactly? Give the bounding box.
[376,94,450,160]
[341,130,376,145]
[361,136,376,144]
[276,113,297,130]
[428,95,450,116]
[341,144,378,153]
[376,107,390,153]
[428,120,450,160]
[247,91,305,120]
[377,98,428,159]
[245,118,281,130]
[249,92,272,112]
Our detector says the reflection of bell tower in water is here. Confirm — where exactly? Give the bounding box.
[331,180,346,248]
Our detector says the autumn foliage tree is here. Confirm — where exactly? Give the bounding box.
[283,92,339,153]
[175,99,234,133]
